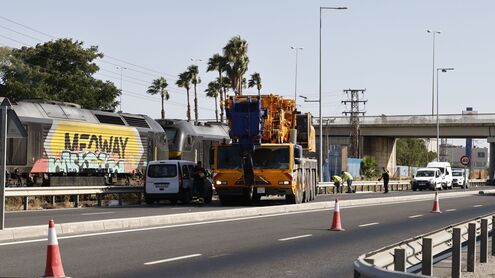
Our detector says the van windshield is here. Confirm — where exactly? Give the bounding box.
[416,171,435,177]
[430,167,445,174]
[147,164,177,178]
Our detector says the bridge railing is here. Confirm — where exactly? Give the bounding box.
[313,113,495,126]
[353,212,494,277]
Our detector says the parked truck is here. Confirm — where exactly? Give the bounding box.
[212,94,318,205]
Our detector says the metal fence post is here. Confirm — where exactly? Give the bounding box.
[97,194,102,207]
[23,196,28,210]
[452,228,461,278]
[481,219,488,263]
[467,222,477,272]
[493,216,495,256]
[118,193,123,206]
[394,248,406,272]
[74,195,80,208]
[422,237,433,276]
[51,195,56,206]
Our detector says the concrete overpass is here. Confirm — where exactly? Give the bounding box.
[313,113,495,181]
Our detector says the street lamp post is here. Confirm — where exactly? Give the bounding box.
[319,6,347,182]
[116,66,127,112]
[436,67,454,161]
[427,30,441,116]
[291,46,303,106]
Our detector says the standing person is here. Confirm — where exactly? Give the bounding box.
[332,175,343,193]
[378,167,390,193]
[341,171,354,193]
[192,161,207,204]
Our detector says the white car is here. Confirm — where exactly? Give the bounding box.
[411,168,443,191]
[452,169,468,188]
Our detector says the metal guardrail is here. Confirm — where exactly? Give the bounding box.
[4,186,143,210]
[4,186,143,197]
[353,213,494,277]
[318,179,486,194]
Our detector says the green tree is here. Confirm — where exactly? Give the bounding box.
[146,77,169,119]
[176,71,192,121]
[187,64,201,123]
[361,156,380,179]
[396,138,437,167]
[223,36,249,96]
[0,39,120,110]
[207,53,228,122]
[205,81,221,122]
[248,72,262,96]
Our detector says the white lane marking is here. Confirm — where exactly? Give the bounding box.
[144,254,202,265]
[209,253,230,258]
[409,214,423,218]
[278,234,313,241]
[445,209,457,212]
[358,222,379,227]
[80,212,115,216]
[474,205,483,207]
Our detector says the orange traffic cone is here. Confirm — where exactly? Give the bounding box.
[42,219,67,278]
[329,198,345,231]
[431,192,442,213]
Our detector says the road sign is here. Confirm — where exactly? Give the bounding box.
[460,155,470,166]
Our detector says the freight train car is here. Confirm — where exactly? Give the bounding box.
[156,119,230,170]
[6,99,168,186]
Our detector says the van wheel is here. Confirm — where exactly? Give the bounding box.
[144,194,154,205]
[181,189,192,204]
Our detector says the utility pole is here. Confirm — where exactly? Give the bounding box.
[342,89,367,158]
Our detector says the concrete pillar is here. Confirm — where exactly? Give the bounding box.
[467,222,477,272]
[488,139,495,184]
[362,137,397,174]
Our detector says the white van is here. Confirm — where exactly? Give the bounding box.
[426,162,453,189]
[144,160,213,205]
[411,168,443,191]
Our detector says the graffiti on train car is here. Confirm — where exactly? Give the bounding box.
[31,121,144,174]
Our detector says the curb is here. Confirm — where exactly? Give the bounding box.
[1,189,493,242]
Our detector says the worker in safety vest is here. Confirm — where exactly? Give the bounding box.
[332,175,343,193]
[341,171,354,193]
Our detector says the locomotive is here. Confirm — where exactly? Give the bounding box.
[6,99,168,186]
[155,119,230,170]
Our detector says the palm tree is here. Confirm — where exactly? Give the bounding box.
[248,72,262,96]
[207,53,228,122]
[187,64,201,123]
[176,71,192,121]
[146,77,169,119]
[223,36,249,96]
[217,76,231,109]
[205,81,221,122]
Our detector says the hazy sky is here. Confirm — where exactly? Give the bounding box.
[1,0,494,126]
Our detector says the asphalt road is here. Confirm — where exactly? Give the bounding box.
[5,186,489,228]
[1,193,494,277]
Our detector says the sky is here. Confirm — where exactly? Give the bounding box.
[1,0,494,130]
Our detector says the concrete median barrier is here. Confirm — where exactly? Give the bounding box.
[1,189,495,243]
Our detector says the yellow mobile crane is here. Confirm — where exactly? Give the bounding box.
[212,94,317,205]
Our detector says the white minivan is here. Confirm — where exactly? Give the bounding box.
[426,162,453,189]
[411,168,443,191]
[144,160,213,205]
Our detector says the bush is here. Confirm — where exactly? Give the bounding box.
[361,156,380,179]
